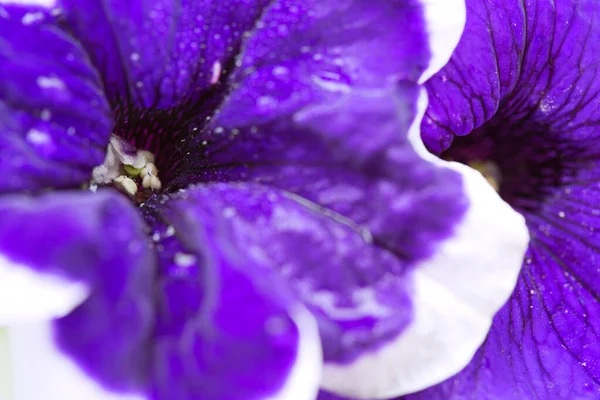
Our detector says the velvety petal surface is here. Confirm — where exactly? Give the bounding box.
[0,190,153,325]
[0,5,112,193]
[180,89,468,275]
[59,0,434,109]
[179,77,472,376]
[0,1,531,399]
[419,0,520,153]
[410,0,600,399]
[59,0,275,108]
[423,0,600,154]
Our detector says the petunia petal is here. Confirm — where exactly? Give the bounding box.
[180,87,469,268]
[195,0,433,133]
[173,0,469,266]
[59,0,273,108]
[164,162,526,399]
[58,0,458,111]
[0,186,323,400]
[320,91,527,399]
[144,193,323,400]
[155,182,415,394]
[409,0,600,398]
[0,5,113,193]
[0,189,155,397]
[406,224,600,400]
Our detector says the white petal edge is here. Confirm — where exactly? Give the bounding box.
[268,305,323,400]
[418,0,466,84]
[0,0,55,6]
[7,322,146,400]
[0,254,89,325]
[0,328,11,400]
[320,89,529,398]
[2,305,322,400]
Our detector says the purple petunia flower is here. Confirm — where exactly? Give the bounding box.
[402,0,600,399]
[0,0,530,399]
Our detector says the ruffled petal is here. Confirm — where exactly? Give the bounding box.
[422,0,600,154]
[0,189,155,397]
[161,167,526,399]
[409,0,600,398]
[0,186,323,400]
[179,86,468,265]
[59,0,461,110]
[406,223,600,400]
[153,182,414,394]
[57,0,444,169]
[0,5,112,193]
[143,192,322,400]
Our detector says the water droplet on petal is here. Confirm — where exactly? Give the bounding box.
[273,66,289,77]
[257,96,277,110]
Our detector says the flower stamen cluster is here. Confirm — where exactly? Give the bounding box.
[91,135,161,198]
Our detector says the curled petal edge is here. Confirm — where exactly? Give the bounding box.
[320,89,529,398]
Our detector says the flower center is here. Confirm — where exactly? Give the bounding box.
[90,135,162,202]
[441,117,580,214]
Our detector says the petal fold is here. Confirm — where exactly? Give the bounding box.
[319,91,528,398]
[159,174,528,399]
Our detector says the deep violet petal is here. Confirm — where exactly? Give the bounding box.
[409,1,600,399]
[0,5,112,193]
